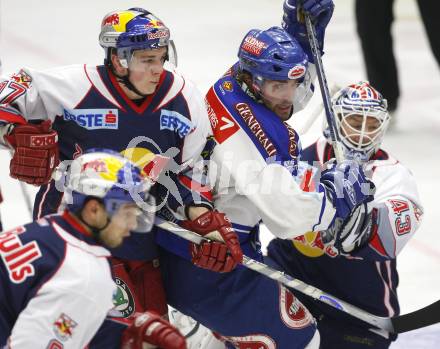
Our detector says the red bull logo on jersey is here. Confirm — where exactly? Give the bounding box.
[10,69,33,89]
[63,108,119,130]
[160,109,194,138]
[293,231,339,258]
[0,226,42,284]
[53,313,78,341]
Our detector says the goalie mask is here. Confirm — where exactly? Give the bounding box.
[330,82,390,162]
[237,26,313,118]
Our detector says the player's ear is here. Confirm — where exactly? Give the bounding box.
[82,198,105,222]
[111,53,128,75]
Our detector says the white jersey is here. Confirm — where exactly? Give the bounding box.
[0,64,213,261]
[0,213,116,348]
[0,64,211,166]
[205,70,335,240]
[312,136,423,259]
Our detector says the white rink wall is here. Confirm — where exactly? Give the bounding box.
[1,0,439,347]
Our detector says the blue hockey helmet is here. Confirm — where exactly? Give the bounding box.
[99,8,176,68]
[60,149,152,216]
[237,27,313,114]
[238,26,309,83]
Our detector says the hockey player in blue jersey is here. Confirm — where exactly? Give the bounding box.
[0,150,187,349]
[156,1,378,348]
[266,82,424,348]
[0,7,243,340]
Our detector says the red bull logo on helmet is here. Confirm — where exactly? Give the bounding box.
[101,11,138,33]
[102,13,120,26]
[81,156,126,183]
[145,19,165,28]
[147,29,169,40]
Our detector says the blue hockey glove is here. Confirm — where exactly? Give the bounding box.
[319,160,375,230]
[282,0,334,61]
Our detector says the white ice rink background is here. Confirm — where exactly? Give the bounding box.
[0,0,439,347]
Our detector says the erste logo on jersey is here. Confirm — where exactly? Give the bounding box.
[63,108,119,130]
[0,226,42,284]
[160,109,194,138]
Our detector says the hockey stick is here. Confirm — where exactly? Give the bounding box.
[18,180,33,220]
[156,218,440,334]
[8,150,34,220]
[295,82,341,135]
[301,9,344,162]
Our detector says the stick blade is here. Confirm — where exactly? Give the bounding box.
[392,300,440,333]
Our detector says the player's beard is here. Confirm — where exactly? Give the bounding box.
[263,97,294,121]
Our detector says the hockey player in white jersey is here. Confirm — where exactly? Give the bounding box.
[267,82,424,348]
[156,1,378,348]
[0,8,242,347]
[0,150,186,348]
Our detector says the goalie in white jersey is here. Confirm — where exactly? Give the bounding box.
[267,82,424,348]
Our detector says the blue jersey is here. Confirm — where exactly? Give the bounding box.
[158,67,321,349]
[0,65,212,261]
[0,212,115,348]
[156,65,335,260]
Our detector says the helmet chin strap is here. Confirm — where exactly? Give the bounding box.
[76,209,111,241]
[235,70,263,104]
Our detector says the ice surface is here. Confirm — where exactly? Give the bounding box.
[1,0,439,347]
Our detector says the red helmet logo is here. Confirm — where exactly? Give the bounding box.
[288,65,306,80]
[102,13,120,26]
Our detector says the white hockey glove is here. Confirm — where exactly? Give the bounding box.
[325,203,377,254]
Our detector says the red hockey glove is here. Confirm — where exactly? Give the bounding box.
[181,210,243,273]
[121,311,187,349]
[5,120,59,185]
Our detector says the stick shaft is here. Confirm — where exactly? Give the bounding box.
[304,15,344,162]
[155,218,394,332]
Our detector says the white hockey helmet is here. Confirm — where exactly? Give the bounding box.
[330,81,390,161]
